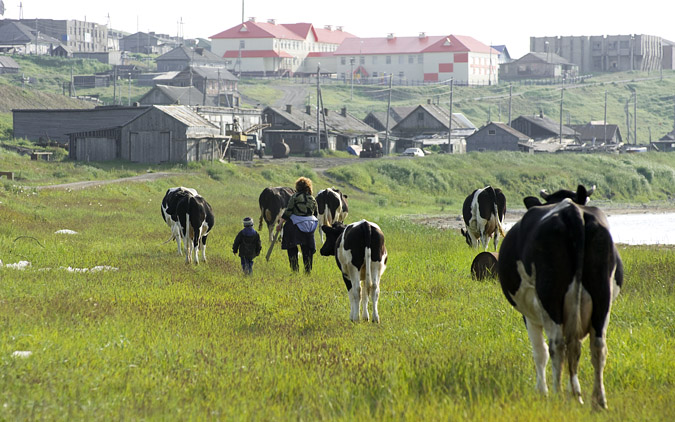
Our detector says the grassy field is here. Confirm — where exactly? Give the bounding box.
[0,151,674,420]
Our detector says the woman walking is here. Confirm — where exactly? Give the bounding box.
[276,177,318,273]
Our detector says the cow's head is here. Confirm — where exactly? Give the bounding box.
[320,222,346,256]
[460,228,474,247]
[540,184,595,204]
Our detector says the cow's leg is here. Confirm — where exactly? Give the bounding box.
[172,222,183,255]
[200,233,209,263]
[589,328,609,409]
[544,321,565,395]
[525,317,549,395]
[566,333,584,405]
[346,267,362,322]
[369,262,382,324]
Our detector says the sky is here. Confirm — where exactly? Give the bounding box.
[3,0,675,59]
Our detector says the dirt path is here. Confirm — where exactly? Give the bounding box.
[35,172,180,191]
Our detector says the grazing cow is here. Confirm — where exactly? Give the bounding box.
[461,186,507,251]
[497,185,623,409]
[316,187,349,242]
[320,220,388,323]
[176,194,215,264]
[258,186,295,243]
[161,187,198,255]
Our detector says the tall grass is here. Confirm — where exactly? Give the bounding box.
[0,153,673,420]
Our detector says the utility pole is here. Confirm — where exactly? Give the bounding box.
[447,78,454,153]
[384,74,392,155]
[350,57,354,100]
[559,81,564,144]
[604,91,608,144]
[508,84,512,126]
[633,90,637,145]
[113,66,117,105]
[217,69,221,107]
[316,64,320,150]
[128,73,131,106]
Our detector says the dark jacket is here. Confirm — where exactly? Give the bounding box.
[282,192,318,220]
[233,227,262,259]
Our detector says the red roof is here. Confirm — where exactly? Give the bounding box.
[211,20,356,44]
[306,52,335,58]
[334,34,497,55]
[222,50,294,58]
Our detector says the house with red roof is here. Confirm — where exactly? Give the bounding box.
[210,18,356,76]
[334,33,499,85]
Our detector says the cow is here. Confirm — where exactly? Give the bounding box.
[320,220,388,323]
[175,194,215,264]
[497,184,623,409]
[161,186,198,255]
[258,187,295,243]
[461,186,507,251]
[316,187,349,242]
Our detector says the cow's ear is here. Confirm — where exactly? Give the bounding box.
[539,189,549,200]
[343,194,348,199]
[460,228,466,236]
[321,225,337,235]
[523,196,542,209]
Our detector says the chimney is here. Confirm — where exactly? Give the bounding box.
[419,32,426,39]
[267,19,276,24]
[286,104,292,113]
[306,105,312,115]
[248,17,256,22]
[336,26,343,31]
[323,108,329,116]
[387,33,395,40]
[427,99,431,105]
[341,106,347,117]
[324,25,332,31]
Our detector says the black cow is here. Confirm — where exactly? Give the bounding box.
[461,186,506,250]
[161,187,199,255]
[498,185,623,409]
[176,194,214,264]
[316,187,349,243]
[258,187,295,243]
[320,220,388,323]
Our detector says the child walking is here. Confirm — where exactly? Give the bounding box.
[232,217,262,275]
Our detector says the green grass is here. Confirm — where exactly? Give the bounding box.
[0,151,674,420]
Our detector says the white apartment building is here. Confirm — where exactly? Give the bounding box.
[334,34,499,85]
[210,18,356,76]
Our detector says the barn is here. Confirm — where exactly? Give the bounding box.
[466,122,533,152]
[68,105,224,163]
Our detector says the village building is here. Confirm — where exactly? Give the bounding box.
[73,51,122,65]
[0,20,62,55]
[9,18,108,53]
[499,52,579,81]
[334,34,499,85]
[0,55,20,74]
[262,104,378,153]
[466,122,533,152]
[363,106,416,132]
[168,66,238,102]
[155,45,228,72]
[120,32,180,55]
[138,85,220,107]
[209,19,356,77]
[530,34,672,73]
[509,113,577,141]
[651,130,675,152]
[490,45,513,64]
[67,105,223,163]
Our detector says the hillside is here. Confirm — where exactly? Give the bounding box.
[0,84,96,113]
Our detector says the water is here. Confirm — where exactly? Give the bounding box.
[503,213,675,246]
[607,213,675,245]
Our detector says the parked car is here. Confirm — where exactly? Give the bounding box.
[401,147,425,157]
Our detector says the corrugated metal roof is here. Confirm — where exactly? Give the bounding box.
[0,55,20,68]
[335,34,495,56]
[154,105,218,129]
[156,45,225,63]
[515,114,577,136]
[266,105,378,135]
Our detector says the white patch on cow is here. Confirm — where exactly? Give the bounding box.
[55,229,78,235]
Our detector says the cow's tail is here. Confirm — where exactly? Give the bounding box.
[494,202,506,237]
[563,204,585,355]
[364,222,374,290]
[258,206,264,231]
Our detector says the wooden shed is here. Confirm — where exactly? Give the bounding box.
[68,105,224,163]
[466,122,533,152]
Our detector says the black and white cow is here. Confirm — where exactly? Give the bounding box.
[316,187,349,242]
[461,186,507,251]
[161,186,199,255]
[320,220,387,323]
[498,185,623,409]
[175,194,214,264]
[258,186,295,243]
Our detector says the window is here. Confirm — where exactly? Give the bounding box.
[372,56,378,64]
[398,55,404,64]
[240,40,245,49]
[399,71,405,79]
[488,129,496,135]
[418,55,423,64]
[417,112,424,121]
[341,57,346,65]
[373,72,378,77]
[386,56,391,64]
[408,55,414,64]
[360,56,365,65]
